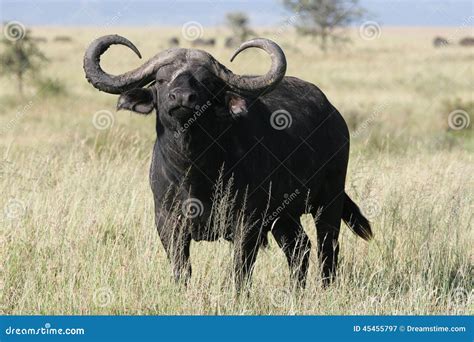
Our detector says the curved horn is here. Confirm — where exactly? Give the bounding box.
[83,34,182,94]
[214,38,287,94]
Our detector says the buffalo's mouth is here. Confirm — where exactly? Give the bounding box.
[169,106,194,118]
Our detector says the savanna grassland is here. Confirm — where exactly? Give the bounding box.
[0,26,472,315]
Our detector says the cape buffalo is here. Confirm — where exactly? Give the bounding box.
[168,37,180,47]
[225,37,238,48]
[433,36,449,48]
[191,38,216,47]
[54,35,72,42]
[459,37,474,46]
[84,35,373,290]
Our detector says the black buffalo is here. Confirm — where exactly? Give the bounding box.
[168,37,180,47]
[84,35,373,290]
[433,36,449,48]
[459,37,474,46]
[225,37,238,48]
[191,38,216,47]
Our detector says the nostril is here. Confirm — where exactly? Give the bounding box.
[169,93,176,101]
[188,93,197,103]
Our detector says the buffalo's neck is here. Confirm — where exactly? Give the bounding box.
[154,125,225,197]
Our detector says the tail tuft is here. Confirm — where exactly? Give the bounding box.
[342,193,373,241]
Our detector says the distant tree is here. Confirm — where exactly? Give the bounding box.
[0,28,48,96]
[225,12,254,44]
[283,0,366,50]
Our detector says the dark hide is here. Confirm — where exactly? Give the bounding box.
[120,75,372,289]
[85,37,373,291]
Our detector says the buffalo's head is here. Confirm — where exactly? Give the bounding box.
[83,35,286,130]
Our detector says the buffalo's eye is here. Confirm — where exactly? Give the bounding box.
[157,79,168,85]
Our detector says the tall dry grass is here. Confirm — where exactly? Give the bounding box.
[0,27,472,314]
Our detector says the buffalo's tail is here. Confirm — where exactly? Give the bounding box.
[342,193,373,241]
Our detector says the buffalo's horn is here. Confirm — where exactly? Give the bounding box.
[83,34,183,94]
[214,38,287,94]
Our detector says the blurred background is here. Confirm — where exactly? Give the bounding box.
[2,0,473,26]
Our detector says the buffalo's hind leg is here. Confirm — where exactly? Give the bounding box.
[271,216,311,288]
[313,186,345,287]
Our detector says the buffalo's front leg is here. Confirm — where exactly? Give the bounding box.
[233,228,263,293]
[156,212,192,284]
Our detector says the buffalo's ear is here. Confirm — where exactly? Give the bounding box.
[117,88,155,114]
[225,91,248,118]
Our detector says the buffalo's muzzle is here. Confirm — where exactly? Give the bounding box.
[168,88,198,109]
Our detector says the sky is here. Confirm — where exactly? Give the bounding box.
[1,0,473,27]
